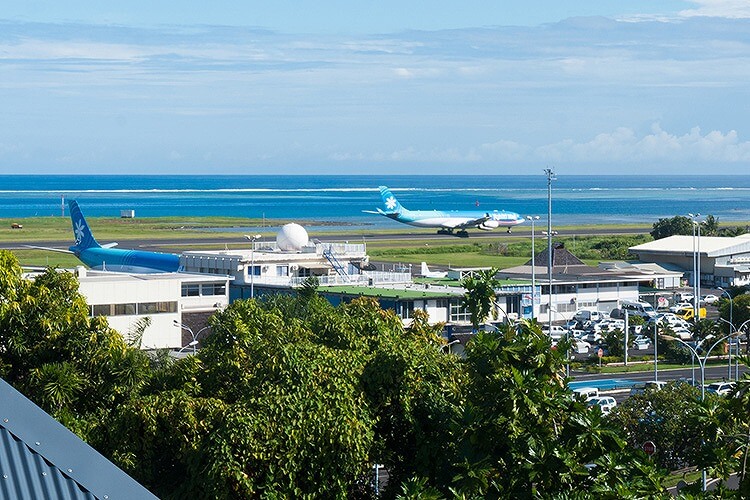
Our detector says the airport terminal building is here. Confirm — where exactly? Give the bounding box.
[630,234,750,288]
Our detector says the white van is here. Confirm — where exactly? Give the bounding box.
[572,387,599,401]
[543,325,567,340]
[573,309,602,323]
[619,300,656,319]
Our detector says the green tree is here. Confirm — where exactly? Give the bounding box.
[460,268,500,330]
[447,321,666,497]
[102,295,462,498]
[0,251,151,433]
[608,382,703,471]
[650,215,694,240]
[702,214,720,236]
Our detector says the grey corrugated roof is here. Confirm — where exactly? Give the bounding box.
[0,379,158,500]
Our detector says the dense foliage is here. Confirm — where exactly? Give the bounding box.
[5,249,750,498]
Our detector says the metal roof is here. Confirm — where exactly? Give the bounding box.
[0,379,158,500]
[630,235,750,257]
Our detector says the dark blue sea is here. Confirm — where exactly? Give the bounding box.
[1,175,749,230]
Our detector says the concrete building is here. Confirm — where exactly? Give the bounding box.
[180,224,412,302]
[498,243,683,323]
[74,267,230,349]
[630,234,750,288]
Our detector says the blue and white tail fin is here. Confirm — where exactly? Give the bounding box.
[379,186,403,214]
[69,200,101,250]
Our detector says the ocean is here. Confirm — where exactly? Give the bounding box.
[1,175,749,230]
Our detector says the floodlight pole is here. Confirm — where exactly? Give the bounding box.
[526,215,540,320]
[545,168,555,335]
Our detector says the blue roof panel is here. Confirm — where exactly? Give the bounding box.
[0,379,158,500]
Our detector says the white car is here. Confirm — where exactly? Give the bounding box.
[701,294,719,305]
[671,327,693,341]
[705,382,735,396]
[587,396,617,414]
[573,340,592,354]
[669,302,693,313]
[633,335,651,350]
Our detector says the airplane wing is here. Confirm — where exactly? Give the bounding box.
[451,214,491,229]
[362,208,387,215]
[24,245,73,254]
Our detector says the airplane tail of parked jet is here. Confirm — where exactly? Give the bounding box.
[379,186,404,214]
[69,200,102,251]
[62,200,181,273]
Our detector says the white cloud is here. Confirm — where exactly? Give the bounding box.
[533,124,750,163]
[679,0,750,18]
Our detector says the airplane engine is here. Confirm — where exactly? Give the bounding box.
[479,220,500,230]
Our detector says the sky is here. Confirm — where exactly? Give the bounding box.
[3,1,750,175]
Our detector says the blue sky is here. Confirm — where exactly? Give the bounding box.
[3,1,750,174]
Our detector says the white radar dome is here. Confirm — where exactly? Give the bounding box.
[276,223,309,251]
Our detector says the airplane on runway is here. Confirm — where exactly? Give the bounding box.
[364,186,525,236]
[30,200,181,273]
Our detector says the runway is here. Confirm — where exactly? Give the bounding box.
[0,225,650,253]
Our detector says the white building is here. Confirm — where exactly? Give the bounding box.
[74,267,230,349]
[630,234,750,287]
[180,224,412,302]
[498,243,683,323]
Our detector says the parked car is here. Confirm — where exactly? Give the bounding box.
[669,302,693,313]
[673,307,706,321]
[705,382,735,396]
[572,340,592,354]
[574,310,603,323]
[619,300,657,319]
[644,380,667,391]
[674,292,695,303]
[633,335,651,350]
[671,327,693,341]
[587,396,617,414]
[543,325,568,340]
[701,294,719,305]
[572,387,599,401]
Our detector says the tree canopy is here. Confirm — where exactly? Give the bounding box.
[6,249,744,497]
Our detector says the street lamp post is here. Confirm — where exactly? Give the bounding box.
[653,320,659,382]
[717,287,736,378]
[526,215,540,320]
[544,168,556,334]
[173,320,211,355]
[245,234,262,298]
[439,339,460,354]
[688,213,702,321]
[662,331,740,492]
[550,307,572,378]
[717,317,738,381]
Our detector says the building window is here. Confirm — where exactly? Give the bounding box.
[91,304,112,316]
[114,303,137,316]
[138,301,178,314]
[247,266,261,277]
[182,284,200,297]
[276,265,289,277]
[399,301,415,319]
[201,283,226,296]
[449,299,471,323]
